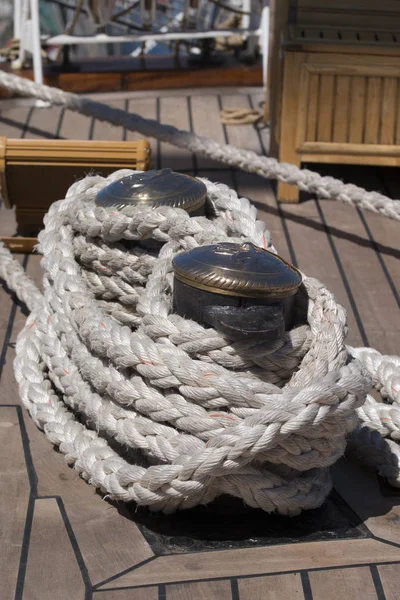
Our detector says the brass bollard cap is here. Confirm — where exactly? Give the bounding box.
[172,242,302,298]
[95,168,207,214]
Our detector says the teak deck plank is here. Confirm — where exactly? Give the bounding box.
[309,164,400,353]
[100,539,400,589]
[308,567,378,600]
[378,563,400,600]
[97,588,160,599]
[238,573,305,599]
[167,580,233,600]
[126,96,158,168]
[91,99,126,142]
[220,93,261,155]
[191,94,228,170]
[59,108,92,140]
[159,96,193,172]
[217,93,293,261]
[237,172,292,256]
[0,105,33,138]
[23,498,86,600]
[317,198,399,353]
[23,105,64,140]
[278,197,367,347]
[0,87,400,599]
[22,406,154,587]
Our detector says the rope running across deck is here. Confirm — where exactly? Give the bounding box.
[0,71,400,221]
[0,172,399,513]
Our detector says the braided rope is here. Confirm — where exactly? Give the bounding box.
[220,108,262,125]
[2,170,398,515]
[1,71,400,221]
[344,347,400,486]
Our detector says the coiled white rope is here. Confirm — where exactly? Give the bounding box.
[0,171,399,514]
[1,71,400,221]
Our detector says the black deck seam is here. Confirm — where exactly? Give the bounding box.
[0,115,67,140]
[187,96,198,176]
[217,94,229,146]
[370,565,387,600]
[14,493,35,600]
[15,405,38,494]
[231,168,239,193]
[246,202,400,260]
[52,107,66,139]
[88,114,95,140]
[22,106,34,138]
[231,578,240,600]
[356,208,400,308]
[123,100,128,141]
[92,556,157,590]
[315,199,369,346]
[54,496,93,599]
[158,583,167,600]
[301,571,314,600]
[247,94,298,267]
[92,560,400,593]
[369,533,400,551]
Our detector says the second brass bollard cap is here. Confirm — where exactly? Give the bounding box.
[172,242,302,299]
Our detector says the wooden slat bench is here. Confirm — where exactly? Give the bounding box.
[268,0,400,202]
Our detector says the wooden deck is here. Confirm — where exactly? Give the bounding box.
[0,87,400,600]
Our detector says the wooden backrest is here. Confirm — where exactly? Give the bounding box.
[291,0,400,28]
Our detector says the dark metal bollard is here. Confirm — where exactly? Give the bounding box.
[172,242,302,342]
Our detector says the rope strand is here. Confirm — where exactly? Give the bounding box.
[0,71,399,221]
[1,171,398,514]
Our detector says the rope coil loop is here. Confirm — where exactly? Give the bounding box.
[2,170,393,515]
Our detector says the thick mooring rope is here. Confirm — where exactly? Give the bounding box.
[0,171,399,513]
[1,71,400,221]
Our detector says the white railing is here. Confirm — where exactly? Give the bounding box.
[12,0,269,90]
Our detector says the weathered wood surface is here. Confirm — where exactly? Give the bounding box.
[0,88,399,599]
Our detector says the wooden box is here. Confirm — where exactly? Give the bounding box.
[0,137,151,235]
[268,1,400,202]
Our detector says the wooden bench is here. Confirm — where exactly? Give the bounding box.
[0,137,151,249]
[268,0,400,202]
